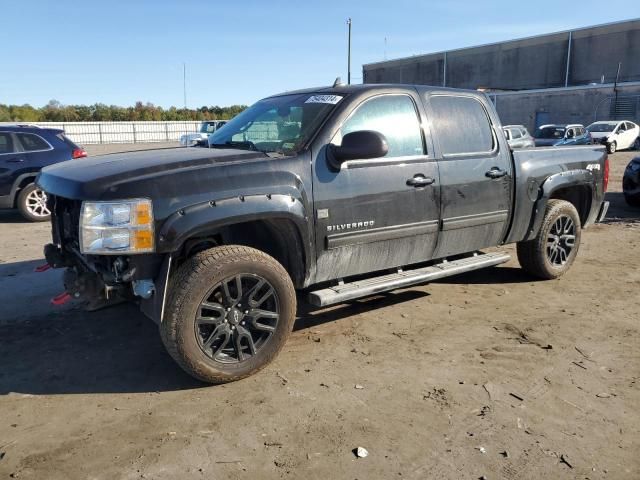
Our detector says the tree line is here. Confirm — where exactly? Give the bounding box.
[0,100,247,122]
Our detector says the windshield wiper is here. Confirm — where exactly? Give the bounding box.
[209,140,262,152]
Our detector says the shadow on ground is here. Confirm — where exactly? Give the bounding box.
[603,192,640,223]
[0,209,30,224]
[0,263,536,396]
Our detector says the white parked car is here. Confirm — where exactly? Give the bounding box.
[586,120,640,154]
[179,120,227,146]
[503,125,535,149]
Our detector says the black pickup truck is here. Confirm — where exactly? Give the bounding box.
[37,84,609,383]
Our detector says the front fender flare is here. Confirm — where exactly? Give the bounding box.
[157,192,311,258]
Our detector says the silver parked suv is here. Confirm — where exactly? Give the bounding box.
[502,125,535,149]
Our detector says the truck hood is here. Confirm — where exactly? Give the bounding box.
[37,147,267,200]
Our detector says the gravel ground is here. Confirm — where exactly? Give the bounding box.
[0,146,638,480]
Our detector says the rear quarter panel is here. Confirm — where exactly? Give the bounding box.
[505,145,607,244]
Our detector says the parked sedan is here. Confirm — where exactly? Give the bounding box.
[587,121,640,154]
[533,124,591,147]
[0,126,86,221]
[503,125,535,149]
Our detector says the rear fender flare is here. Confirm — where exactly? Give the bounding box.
[524,169,595,241]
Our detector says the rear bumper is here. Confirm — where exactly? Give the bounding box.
[596,201,609,223]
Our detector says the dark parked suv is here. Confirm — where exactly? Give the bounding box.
[0,126,86,221]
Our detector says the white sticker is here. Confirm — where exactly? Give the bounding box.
[305,95,343,105]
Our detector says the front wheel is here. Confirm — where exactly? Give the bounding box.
[517,200,582,279]
[633,137,640,150]
[607,141,617,154]
[161,245,296,383]
[17,183,51,222]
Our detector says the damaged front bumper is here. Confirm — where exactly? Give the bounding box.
[44,195,171,323]
[43,242,172,323]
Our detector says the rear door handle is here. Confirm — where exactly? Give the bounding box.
[5,157,25,163]
[485,167,507,179]
[407,175,435,187]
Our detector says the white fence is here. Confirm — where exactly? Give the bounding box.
[0,121,202,144]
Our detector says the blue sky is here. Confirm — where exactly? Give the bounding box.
[0,1,636,108]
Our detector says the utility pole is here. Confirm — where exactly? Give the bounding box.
[347,18,352,85]
[183,62,187,109]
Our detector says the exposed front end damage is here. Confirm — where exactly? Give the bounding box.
[44,195,168,319]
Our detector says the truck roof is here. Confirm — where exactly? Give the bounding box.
[268,83,484,98]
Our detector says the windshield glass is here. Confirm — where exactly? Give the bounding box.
[534,126,565,139]
[587,122,617,133]
[207,93,341,155]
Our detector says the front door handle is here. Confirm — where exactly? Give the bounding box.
[407,175,435,187]
[485,167,507,179]
[5,157,25,163]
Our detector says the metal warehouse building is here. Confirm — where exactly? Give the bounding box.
[363,19,640,133]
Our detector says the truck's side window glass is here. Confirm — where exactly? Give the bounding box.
[340,95,424,157]
[0,133,14,154]
[430,96,493,155]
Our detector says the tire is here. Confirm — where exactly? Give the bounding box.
[633,137,640,151]
[16,183,51,222]
[161,245,296,383]
[607,141,617,154]
[517,199,582,280]
[624,194,640,207]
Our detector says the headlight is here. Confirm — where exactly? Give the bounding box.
[628,162,640,173]
[80,199,155,254]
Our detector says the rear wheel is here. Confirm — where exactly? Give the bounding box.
[633,137,640,150]
[607,141,617,154]
[517,200,581,279]
[161,245,296,383]
[17,183,50,222]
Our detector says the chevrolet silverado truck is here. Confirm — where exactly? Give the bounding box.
[37,84,610,383]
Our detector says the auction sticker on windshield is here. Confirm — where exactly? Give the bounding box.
[305,95,343,104]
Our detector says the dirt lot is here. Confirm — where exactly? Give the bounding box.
[1,145,638,480]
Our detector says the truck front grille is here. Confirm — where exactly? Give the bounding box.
[50,195,81,249]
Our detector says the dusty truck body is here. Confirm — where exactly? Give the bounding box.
[37,84,609,383]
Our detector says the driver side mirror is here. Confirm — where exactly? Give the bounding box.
[329,130,388,169]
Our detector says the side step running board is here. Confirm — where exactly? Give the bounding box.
[308,251,511,307]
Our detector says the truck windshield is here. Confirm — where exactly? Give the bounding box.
[534,126,565,139]
[586,123,616,133]
[208,93,341,155]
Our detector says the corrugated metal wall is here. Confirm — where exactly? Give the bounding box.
[363,19,640,90]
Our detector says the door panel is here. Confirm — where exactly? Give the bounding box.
[312,93,440,283]
[0,132,24,196]
[424,94,512,258]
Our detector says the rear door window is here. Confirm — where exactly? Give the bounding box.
[510,128,522,139]
[17,133,51,151]
[429,95,494,155]
[0,132,15,154]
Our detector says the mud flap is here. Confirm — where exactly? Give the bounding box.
[140,255,172,325]
[596,201,609,223]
